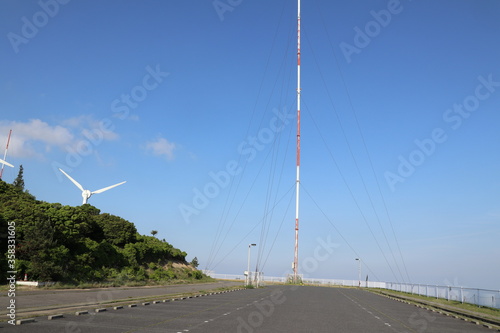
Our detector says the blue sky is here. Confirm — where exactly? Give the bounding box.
[1,0,499,290]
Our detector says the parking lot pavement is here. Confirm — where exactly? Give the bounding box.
[1,280,243,320]
[1,285,495,333]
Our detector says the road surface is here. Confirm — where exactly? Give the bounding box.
[1,285,494,332]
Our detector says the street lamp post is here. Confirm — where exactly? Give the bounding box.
[247,244,256,286]
[355,258,361,287]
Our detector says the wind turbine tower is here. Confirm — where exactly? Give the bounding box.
[59,168,126,205]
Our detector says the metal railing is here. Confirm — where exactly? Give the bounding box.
[386,282,500,309]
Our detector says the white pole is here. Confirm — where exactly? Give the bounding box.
[247,244,256,286]
[355,258,361,287]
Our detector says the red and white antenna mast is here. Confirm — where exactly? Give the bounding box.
[0,129,12,179]
[293,0,301,283]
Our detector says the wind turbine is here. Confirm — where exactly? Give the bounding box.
[59,168,126,205]
[0,129,13,179]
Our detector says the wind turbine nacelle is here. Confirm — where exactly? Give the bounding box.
[82,190,92,201]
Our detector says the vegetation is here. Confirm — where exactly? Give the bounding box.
[190,256,199,268]
[0,172,209,285]
[286,275,303,285]
[12,164,25,191]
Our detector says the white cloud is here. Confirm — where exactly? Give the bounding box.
[0,119,74,158]
[0,116,120,158]
[145,137,176,161]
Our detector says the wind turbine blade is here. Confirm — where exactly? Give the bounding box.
[92,181,126,194]
[0,158,13,168]
[59,168,85,192]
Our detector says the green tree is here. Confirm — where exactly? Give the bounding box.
[16,215,70,281]
[0,213,8,282]
[94,213,137,246]
[151,230,158,237]
[12,165,24,191]
[43,204,101,249]
[190,257,199,268]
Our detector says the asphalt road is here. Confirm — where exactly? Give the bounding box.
[1,285,494,332]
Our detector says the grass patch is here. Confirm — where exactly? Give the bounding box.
[369,288,500,319]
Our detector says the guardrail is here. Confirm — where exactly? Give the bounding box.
[386,282,500,309]
[206,272,499,309]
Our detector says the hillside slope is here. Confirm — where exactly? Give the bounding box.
[0,178,206,284]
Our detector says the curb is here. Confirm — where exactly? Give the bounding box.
[16,318,35,325]
[48,314,64,320]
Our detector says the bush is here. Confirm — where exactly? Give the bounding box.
[150,268,175,281]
